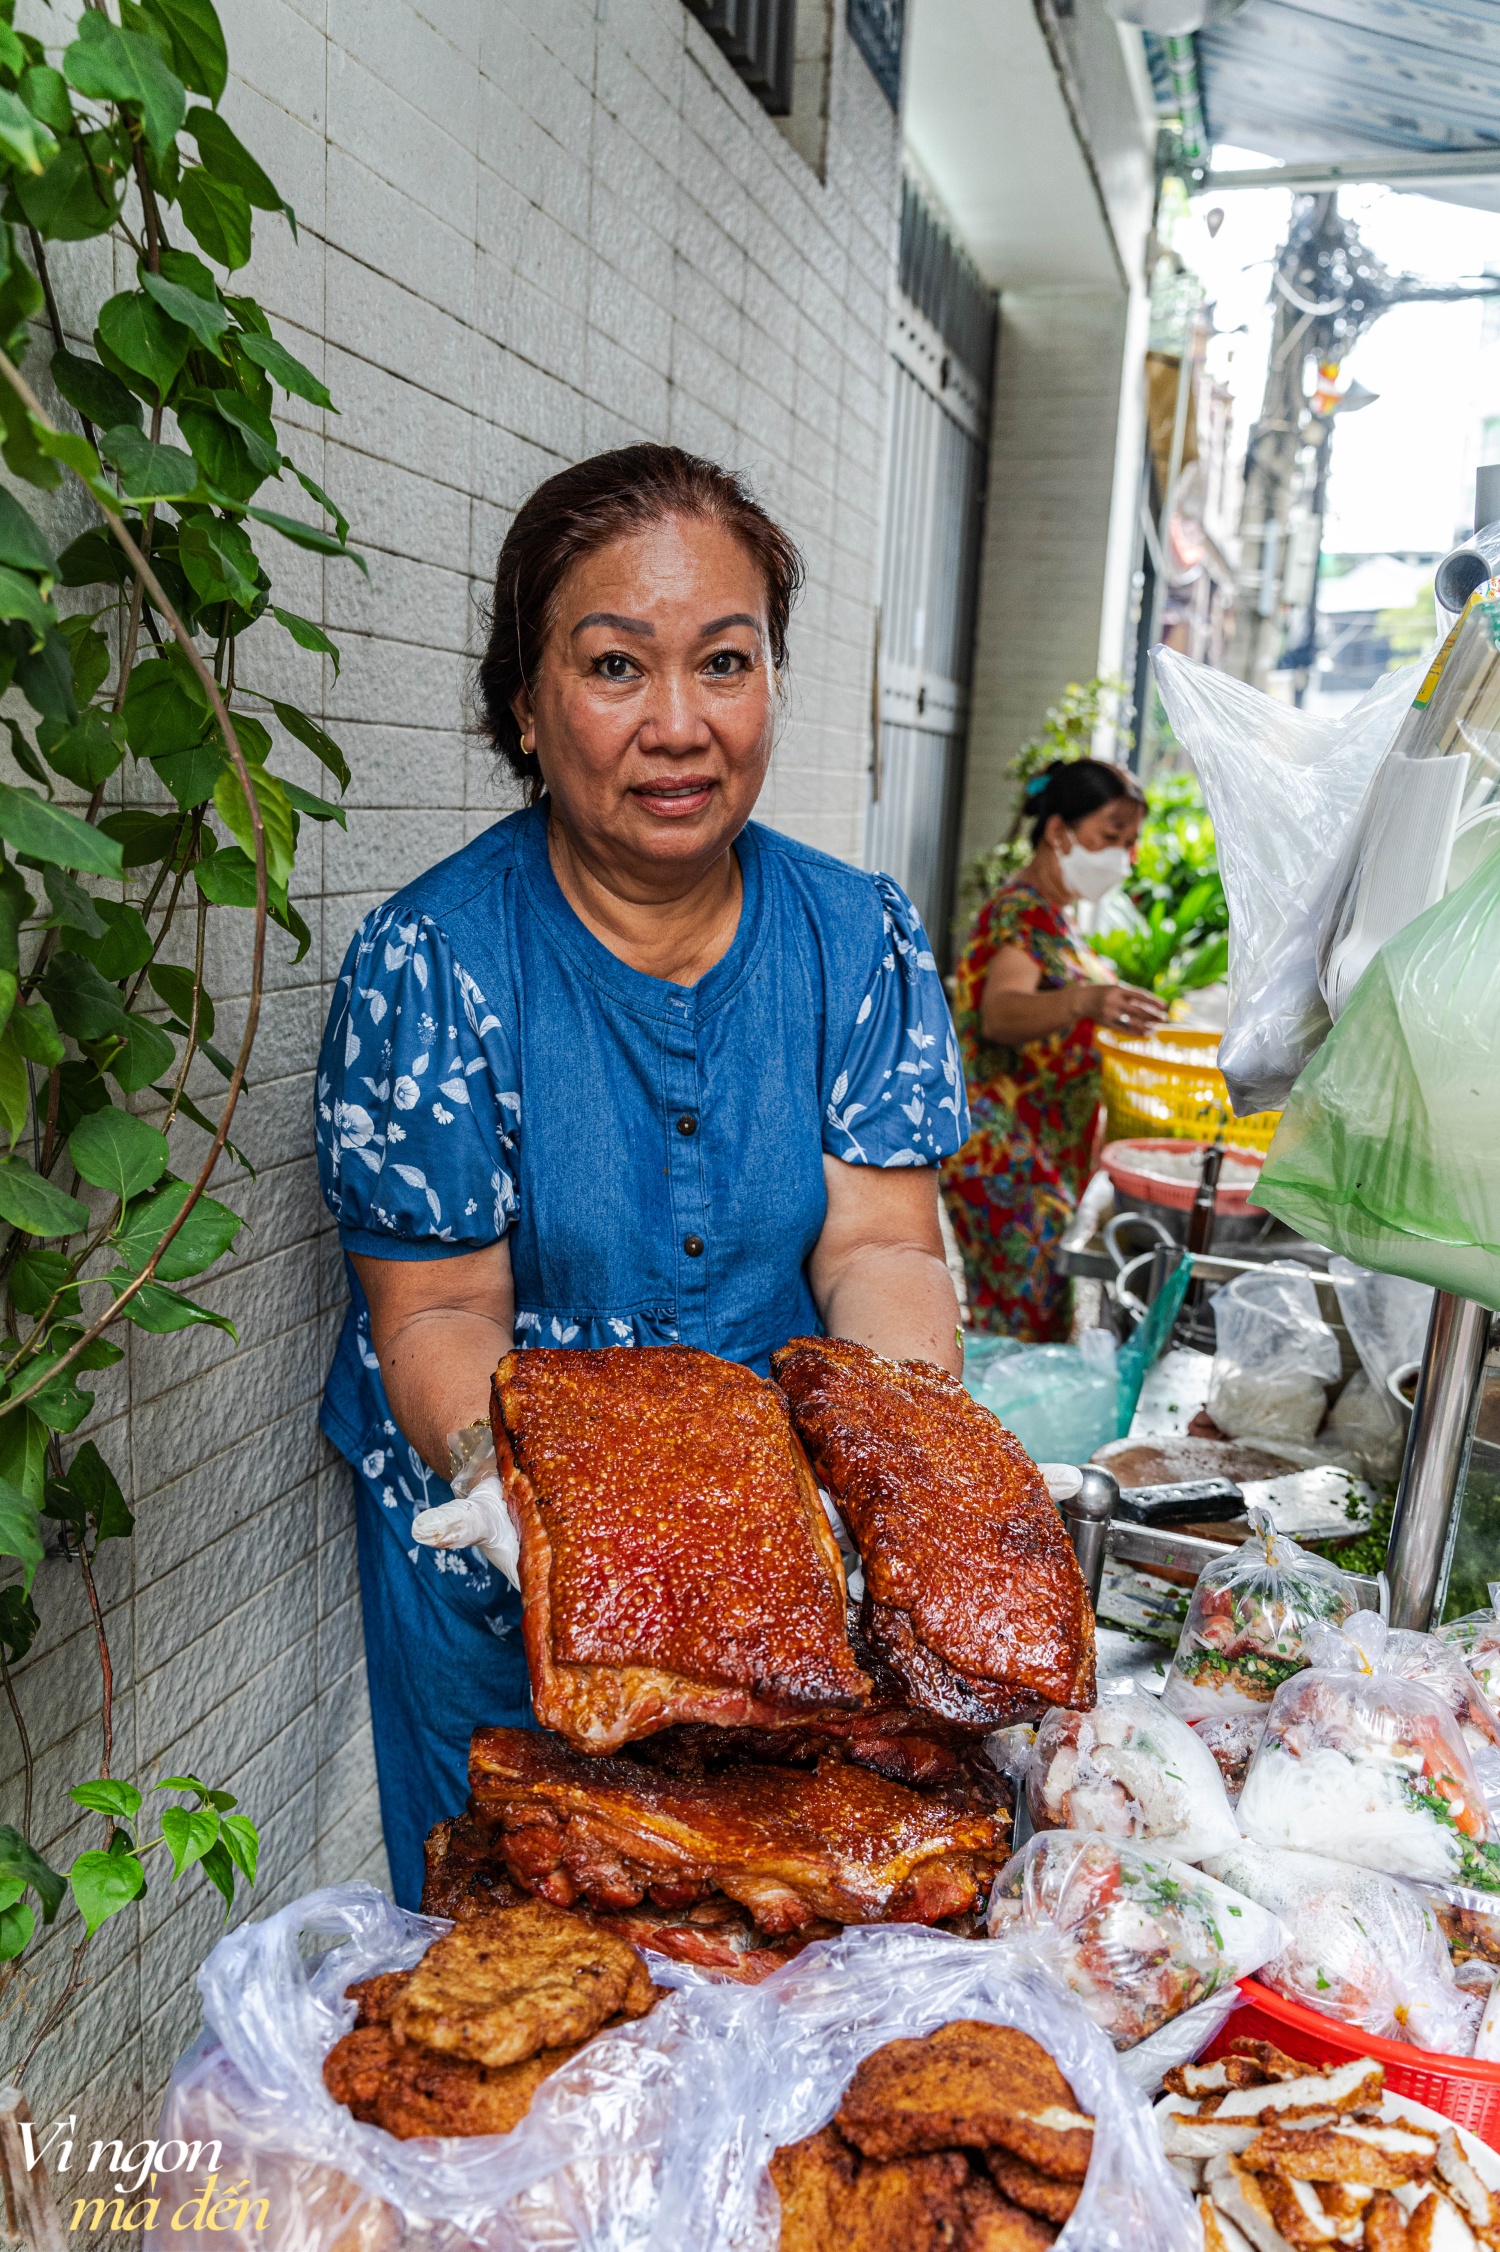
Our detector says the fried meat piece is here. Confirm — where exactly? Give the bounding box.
[322,2020,592,2138]
[470,1726,1008,1930]
[772,1338,1094,1723]
[493,1346,870,1753]
[1199,2194,1257,2252]
[387,1901,656,2068]
[984,2150,1080,2225]
[834,2021,1093,2178]
[422,1814,527,1923]
[1367,2191,1414,2252]
[1195,2058,1385,2124]
[769,2126,972,2252]
[1163,2043,1306,2099]
[345,1972,412,2029]
[960,2175,1058,2251]
[1238,2121,1437,2188]
[324,2025,399,2117]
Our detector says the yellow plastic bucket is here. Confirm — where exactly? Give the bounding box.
[1097,1025,1282,1153]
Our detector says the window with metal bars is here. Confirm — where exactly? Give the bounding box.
[684,0,796,117]
[899,176,998,392]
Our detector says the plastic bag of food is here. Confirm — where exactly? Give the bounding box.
[1026,1694,1239,1863]
[1205,1269,1343,1447]
[1152,647,1416,1114]
[1306,1609,1500,1812]
[1202,1840,1482,2053]
[1161,1509,1359,1793]
[1441,1591,1500,1706]
[986,1832,1285,2055]
[1237,1657,1500,1891]
[1253,844,1500,1311]
[151,1886,1202,2252]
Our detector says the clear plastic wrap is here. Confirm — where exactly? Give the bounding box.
[1441,1590,1500,1706]
[1201,1840,1482,2054]
[1151,647,1416,1114]
[1160,1510,1359,1793]
[148,1886,1202,2252]
[1026,1694,1240,1863]
[1306,1609,1500,1812]
[985,1832,1285,2054]
[1205,1270,1344,1447]
[1237,1657,1500,1891]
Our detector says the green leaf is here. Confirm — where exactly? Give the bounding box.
[57,613,110,705]
[281,779,345,828]
[0,1407,46,1508]
[142,0,227,102]
[56,524,131,592]
[187,106,283,212]
[12,138,125,242]
[46,707,127,792]
[64,12,186,158]
[0,1902,33,1959]
[0,382,58,493]
[192,843,254,908]
[21,65,74,139]
[97,808,182,867]
[178,515,258,610]
[271,607,340,679]
[152,735,223,808]
[0,1022,26,1146]
[22,419,117,513]
[0,566,51,648]
[198,1835,236,1910]
[39,863,105,940]
[9,1000,64,1070]
[10,1247,79,1320]
[0,785,120,876]
[0,1587,38,1666]
[0,86,55,174]
[113,1179,242,1282]
[208,387,278,472]
[0,1159,88,1239]
[236,333,334,411]
[106,1269,236,1337]
[220,1812,258,1885]
[97,290,191,400]
[70,1778,143,1821]
[4,719,50,790]
[57,1439,133,1544]
[70,1109,170,1205]
[14,628,78,730]
[0,489,56,585]
[214,761,294,890]
[69,1843,146,1936]
[27,1353,94,1436]
[271,700,350,791]
[0,1825,65,1923]
[123,653,210,760]
[286,463,349,547]
[248,505,365,572]
[160,1803,218,1879]
[99,424,201,504]
[42,950,127,1042]
[50,348,142,437]
[109,1014,175,1094]
[0,1476,41,1591]
[148,962,213,1039]
[179,166,251,271]
[140,265,228,356]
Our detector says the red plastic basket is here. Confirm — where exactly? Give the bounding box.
[1202,1978,1500,2151]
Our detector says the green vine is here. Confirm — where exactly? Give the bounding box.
[0,0,363,2082]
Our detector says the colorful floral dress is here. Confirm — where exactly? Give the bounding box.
[942,878,1106,1341]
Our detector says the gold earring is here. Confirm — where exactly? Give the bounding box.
[521,732,535,755]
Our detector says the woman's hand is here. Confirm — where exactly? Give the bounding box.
[808,1158,963,1375]
[349,1242,516,1477]
[1086,982,1170,1036]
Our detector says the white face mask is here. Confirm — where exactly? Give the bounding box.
[1056,828,1131,904]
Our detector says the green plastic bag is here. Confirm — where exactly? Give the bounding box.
[1254,845,1500,1309]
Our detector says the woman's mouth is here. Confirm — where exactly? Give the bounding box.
[629,777,716,818]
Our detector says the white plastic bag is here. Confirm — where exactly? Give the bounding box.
[986,1832,1284,2054]
[1202,1840,1482,2054]
[1306,1610,1500,1813]
[1206,1270,1343,1447]
[1440,1591,1500,1706]
[1320,1258,1432,1485]
[1026,1693,1240,1863]
[1152,648,1416,1114]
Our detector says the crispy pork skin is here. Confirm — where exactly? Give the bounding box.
[771,1338,1096,1722]
[469,1726,1009,1933]
[492,1346,870,1753]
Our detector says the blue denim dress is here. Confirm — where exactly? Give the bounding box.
[315,803,967,1902]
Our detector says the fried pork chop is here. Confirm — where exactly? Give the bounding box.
[984,2151,1082,2225]
[323,2020,594,2140]
[470,1725,1009,1931]
[387,1902,657,2067]
[770,2127,974,2252]
[772,1338,1095,1724]
[834,2021,1094,2178]
[492,1346,871,1754]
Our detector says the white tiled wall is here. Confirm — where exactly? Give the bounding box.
[7,0,901,2138]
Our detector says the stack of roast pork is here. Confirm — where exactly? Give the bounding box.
[423,1337,1096,1980]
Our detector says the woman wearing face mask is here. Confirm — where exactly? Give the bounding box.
[942,757,1167,1341]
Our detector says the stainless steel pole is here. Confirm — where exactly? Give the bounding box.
[1385,1290,1492,1629]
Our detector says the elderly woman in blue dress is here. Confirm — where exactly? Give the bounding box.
[315,445,969,1906]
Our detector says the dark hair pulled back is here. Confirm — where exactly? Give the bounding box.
[477,444,805,803]
[1025,756,1144,846]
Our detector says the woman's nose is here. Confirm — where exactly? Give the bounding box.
[636,672,712,752]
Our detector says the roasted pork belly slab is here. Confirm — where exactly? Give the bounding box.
[772,1337,1095,1724]
[469,1726,1010,1933]
[492,1345,871,1753]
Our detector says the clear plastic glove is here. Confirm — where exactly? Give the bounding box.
[412,1435,521,1589]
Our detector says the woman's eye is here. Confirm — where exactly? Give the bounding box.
[704,648,749,677]
[594,652,637,681]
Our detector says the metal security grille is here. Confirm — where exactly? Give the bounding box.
[867,184,997,954]
[684,0,796,116]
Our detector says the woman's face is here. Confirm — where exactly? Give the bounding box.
[517,513,777,880]
[1045,798,1145,856]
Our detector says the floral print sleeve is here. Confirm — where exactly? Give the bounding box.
[316,903,518,1256]
[823,873,970,1168]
